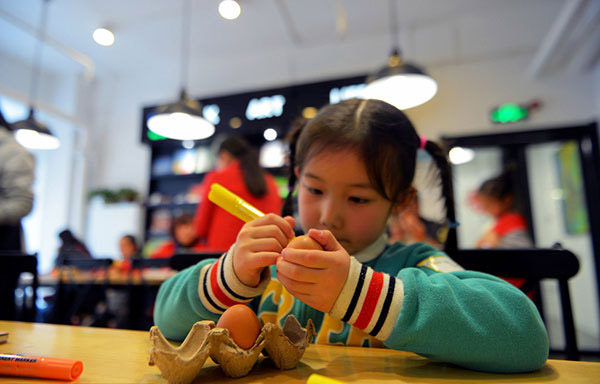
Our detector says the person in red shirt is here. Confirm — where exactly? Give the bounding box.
[475,172,533,249]
[117,234,140,272]
[151,213,204,258]
[474,172,533,296]
[193,136,282,252]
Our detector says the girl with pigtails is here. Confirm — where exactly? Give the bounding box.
[154,98,548,373]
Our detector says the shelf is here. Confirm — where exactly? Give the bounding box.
[146,203,198,210]
[150,173,206,182]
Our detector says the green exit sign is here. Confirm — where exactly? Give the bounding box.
[490,103,529,124]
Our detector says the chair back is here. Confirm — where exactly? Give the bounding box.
[0,253,38,321]
[450,248,579,280]
[448,247,580,361]
[131,258,171,270]
[58,258,113,270]
[0,252,38,275]
[169,252,222,271]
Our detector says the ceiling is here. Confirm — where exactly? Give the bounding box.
[0,0,598,97]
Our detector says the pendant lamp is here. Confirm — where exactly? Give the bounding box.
[13,0,60,150]
[362,0,437,110]
[147,0,215,141]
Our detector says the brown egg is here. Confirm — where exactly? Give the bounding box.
[286,235,323,250]
[215,304,261,350]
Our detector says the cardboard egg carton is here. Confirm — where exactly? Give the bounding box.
[148,315,316,383]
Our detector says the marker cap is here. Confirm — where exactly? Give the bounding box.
[208,183,265,222]
[39,356,84,381]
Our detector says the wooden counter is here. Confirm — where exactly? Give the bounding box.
[1,321,598,383]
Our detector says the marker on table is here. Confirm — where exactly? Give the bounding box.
[208,183,265,223]
[0,353,83,381]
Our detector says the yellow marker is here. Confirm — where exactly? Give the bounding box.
[306,374,348,384]
[208,183,265,223]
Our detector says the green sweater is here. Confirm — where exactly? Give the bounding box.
[154,238,548,373]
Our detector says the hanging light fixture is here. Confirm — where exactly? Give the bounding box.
[147,0,215,141]
[13,0,60,150]
[362,0,438,110]
[218,0,241,20]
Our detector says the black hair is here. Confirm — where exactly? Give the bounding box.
[478,172,513,200]
[0,109,11,131]
[170,213,196,247]
[121,234,138,250]
[283,98,453,230]
[219,136,267,197]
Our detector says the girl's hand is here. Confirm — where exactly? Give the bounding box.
[233,213,295,287]
[276,229,350,313]
[476,229,499,248]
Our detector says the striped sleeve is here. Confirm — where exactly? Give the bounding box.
[329,257,404,341]
[198,246,272,314]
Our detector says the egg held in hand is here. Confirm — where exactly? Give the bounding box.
[215,304,262,350]
[286,235,323,250]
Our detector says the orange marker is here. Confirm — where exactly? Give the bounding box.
[0,353,83,381]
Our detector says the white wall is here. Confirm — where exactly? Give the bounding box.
[0,53,86,273]
[406,52,598,139]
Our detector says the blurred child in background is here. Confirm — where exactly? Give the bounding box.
[474,172,533,249]
[151,214,203,258]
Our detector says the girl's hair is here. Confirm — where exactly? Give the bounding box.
[0,108,12,131]
[478,171,513,200]
[219,136,267,197]
[170,213,195,246]
[283,98,453,228]
[121,234,138,250]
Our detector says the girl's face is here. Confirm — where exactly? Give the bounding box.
[296,149,398,255]
[477,194,513,218]
[119,238,136,260]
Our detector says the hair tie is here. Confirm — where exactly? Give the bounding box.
[419,136,427,150]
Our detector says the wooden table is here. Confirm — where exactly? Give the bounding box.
[1,321,598,383]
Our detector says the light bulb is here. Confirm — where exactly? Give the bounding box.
[263,128,277,141]
[448,147,475,165]
[15,129,60,150]
[219,0,241,20]
[363,74,437,110]
[147,112,215,141]
[93,28,115,46]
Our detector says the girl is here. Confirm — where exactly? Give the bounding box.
[150,213,204,258]
[154,99,548,373]
[475,172,533,248]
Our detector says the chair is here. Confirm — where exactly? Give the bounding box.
[169,252,222,271]
[59,258,114,271]
[131,257,172,270]
[52,258,113,325]
[448,248,580,360]
[0,253,38,321]
[125,258,173,330]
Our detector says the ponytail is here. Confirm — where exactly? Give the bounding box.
[219,136,267,197]
[239,149,267,197]
[421,138,457,251]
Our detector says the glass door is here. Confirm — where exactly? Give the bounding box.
[443,123,600,354]
[526,140,599,352]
